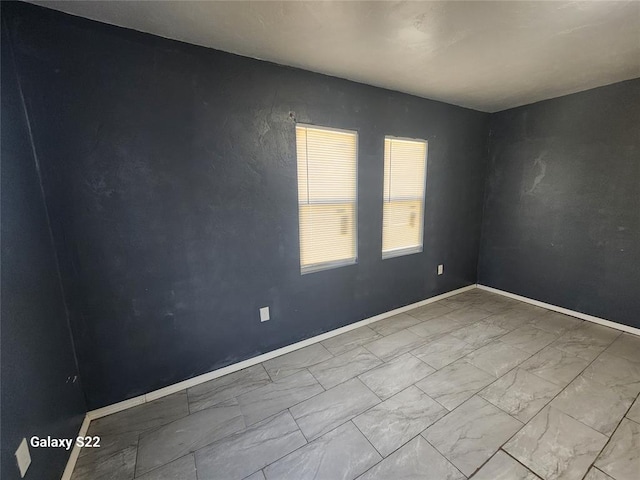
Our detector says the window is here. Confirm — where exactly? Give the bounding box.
[296,124,358,274]
[382,136,428,259]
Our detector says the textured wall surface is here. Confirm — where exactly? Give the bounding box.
[479,79,640,328]
[5,3,489,409]
[0,18,87,480]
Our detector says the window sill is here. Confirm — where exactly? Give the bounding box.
[382,246,423,260]
[301,258,357,275]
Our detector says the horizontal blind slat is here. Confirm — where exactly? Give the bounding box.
[296,125,358,271]
[383,137,427,255]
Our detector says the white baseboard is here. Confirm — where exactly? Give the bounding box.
[64,281,638,478]
[477,284,640,337]
[60,414,90,480]
[86,284,476,421]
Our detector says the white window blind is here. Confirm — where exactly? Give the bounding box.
[296,124,358,274]
[382,136,427,259]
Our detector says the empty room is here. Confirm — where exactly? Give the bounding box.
[2,1,639,479]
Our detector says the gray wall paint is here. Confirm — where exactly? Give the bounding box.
[0,18,87,480]
[479,79,640,328]
[5,3,489,409]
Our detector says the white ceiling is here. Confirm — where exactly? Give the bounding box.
[31,1,640,112]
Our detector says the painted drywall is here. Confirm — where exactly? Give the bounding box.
[479,79,640,328]
[4,2,489,409]
[0,20,87,480]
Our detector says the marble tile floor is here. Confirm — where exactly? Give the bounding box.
[71,289,640,480]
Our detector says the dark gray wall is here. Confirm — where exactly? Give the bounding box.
[479,79,640,328]
[0,17,87,480]
[5,2,489,409]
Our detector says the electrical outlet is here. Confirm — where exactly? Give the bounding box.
[15,438,31,478]
[259,307,270,322]
[437,264,444,275]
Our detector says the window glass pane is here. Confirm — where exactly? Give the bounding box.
[296,125,358,272]
[299,203,356,267]
[382,137,427,257]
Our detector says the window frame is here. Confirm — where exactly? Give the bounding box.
[295,123,359,275]
[381,135,428,260]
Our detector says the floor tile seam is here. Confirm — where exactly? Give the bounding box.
[91,405,191,439]
[415,430,470,480]
[131,437,140,480]
[474,344,552,391]
[260,414,382,477]
[137,396,316,474]
[477,372,556,425]
[284,377,383,433]
[424,392,526,451]
[454,398,543,480]
[73,441,138,480]
[301,366,328,392]
[559,327,623,348]
[571,343,640,395]
[390,303,450,322]
[358,429,469,480]
[408,349,462,371]
[600,345,640,366]
[459,353,527,383]
[450,321,511,347]
[573,368,640,399]
[463,340,537,379]
[404,300,465,321]
[498,344,623,480]
[321,327,383,347]
[581,467,610,480]
[288,406,312,444]
[411,356,499,411]
[418,429,470,479]
[581,395,640,480]
[522,362,583,390]
[495,448,541,479]
[408,335,481,371]
[359,344,387,364]
[183,384,311,431]
[543,385,633,438]
[520,347,592,388]
[238,370,368,427]
[359,338,429,365]
[624,416,640,427]
[187,374,273,410]
[526,321,576,337]
[134,409,248,476]
[185,408,314,478]
[413,381,454,412]
[589,388,640,460]
[186,387,195,415]
[350,418,387,460]
[310,342,384,365]
[185,362,271,397]
[263,349,337,383]
[354,382,447,428]
[232,409,311,480]
[310,361,391,393]
[132,451,194,479]
[408,325,465,344]
[626,388,640,421]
